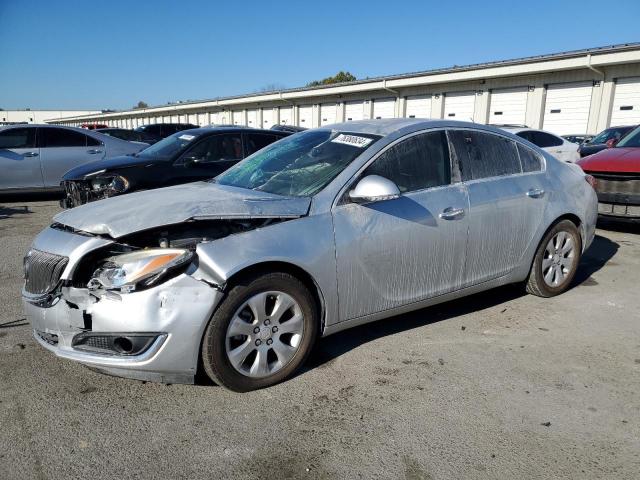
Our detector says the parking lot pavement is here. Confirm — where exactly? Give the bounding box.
[0,197,638,480]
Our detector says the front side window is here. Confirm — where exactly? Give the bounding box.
[216,129,380,197]
[0,128,36,149]
[364,131,451,193]
[616,126,640,148]
[449,130,521,180]
[178,133,242,164]
[41,128,88,147]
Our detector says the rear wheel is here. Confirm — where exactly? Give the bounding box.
[201,272,318,392]
[526,220,582,297]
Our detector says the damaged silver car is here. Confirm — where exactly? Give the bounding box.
[22,119,598,391]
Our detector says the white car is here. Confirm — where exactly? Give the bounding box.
[498,126,580,163]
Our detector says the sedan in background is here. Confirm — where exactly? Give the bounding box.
[60,127,290,207]
[23,119,597,391]
[577,125,640,221]
[96,128,158,145]
[498,126,580,163]
[578,125,636,157]
[133,123,198,143]
[0,125,146,192]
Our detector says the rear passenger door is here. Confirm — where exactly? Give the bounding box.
[38,127,105,187]
[448,129,548,284]
[0,127,42,189]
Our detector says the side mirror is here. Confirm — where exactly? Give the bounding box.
[349,175,401,204]
[606,138,618,148]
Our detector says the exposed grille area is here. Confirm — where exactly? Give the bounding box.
[591,172,640,197]
[23,249,69,295]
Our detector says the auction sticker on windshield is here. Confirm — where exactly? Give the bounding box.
[331,134,373,148]
[179,134,195,141]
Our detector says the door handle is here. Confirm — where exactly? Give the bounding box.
[23,151,39,157]
[87,149,102,154]
[439,207,465,220]
[526,188,545,198]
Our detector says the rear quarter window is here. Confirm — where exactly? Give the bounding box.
[516,143,544,172]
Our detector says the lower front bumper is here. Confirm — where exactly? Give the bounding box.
[24,274,223,384]
[597,202,640,219]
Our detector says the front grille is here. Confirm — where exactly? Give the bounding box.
[590,172,640,197]
[23,249,68,295]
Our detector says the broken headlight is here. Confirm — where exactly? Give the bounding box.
[89,175,130,194]
[87,248,193,293]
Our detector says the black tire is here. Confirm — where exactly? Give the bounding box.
[526,219,582,297]
[201,271,318,392]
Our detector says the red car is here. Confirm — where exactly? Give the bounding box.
[577,126,640,220]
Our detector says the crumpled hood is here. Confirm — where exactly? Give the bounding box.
[53,181,311,238]
[62,154,163,180]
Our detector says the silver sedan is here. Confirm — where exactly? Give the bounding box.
[0,124,147,192]
[22,119,598,391]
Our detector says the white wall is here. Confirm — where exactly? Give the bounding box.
[1,110,101,124]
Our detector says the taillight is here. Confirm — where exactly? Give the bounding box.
[585,174,597,190]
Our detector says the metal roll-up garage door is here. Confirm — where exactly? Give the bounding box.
[543,81,593,135]
[188,113,197,125]
[405,95,431,118]
[298,105,313,127]
[611,77,640,125]
[279,106,293,125]
[345,101,365,121]
[489,87,528,125]
[262,108,275,128]
[444,91,476,121]
[247,109,258,128]
[373,98,395,119]
[320,103,337,125]
[197,113,207,126]
[233,111,244,126]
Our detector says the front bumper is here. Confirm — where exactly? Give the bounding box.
[24,274,223,384]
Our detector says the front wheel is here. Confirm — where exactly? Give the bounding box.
[526,219,582,297]
[201,272,318,392]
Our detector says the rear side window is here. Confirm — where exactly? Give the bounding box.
[518,130,563,148]
[245,134,281,156]
[364,131,451,193]
[41,128,89,147]
[517,143,543,172]
[0,128,36,149]
[449,130,521,181]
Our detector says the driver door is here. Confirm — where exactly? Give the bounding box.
[332,130,469,321]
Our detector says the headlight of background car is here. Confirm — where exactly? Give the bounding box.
[90,175,130,194]
[88,249,193,293]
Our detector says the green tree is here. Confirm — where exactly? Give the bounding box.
[307,71,356,87]
[133,101,149,109]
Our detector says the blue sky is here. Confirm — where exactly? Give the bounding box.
[1,0,639,110]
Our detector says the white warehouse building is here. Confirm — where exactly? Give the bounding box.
[1,110,101,125]
[52,44,640,136]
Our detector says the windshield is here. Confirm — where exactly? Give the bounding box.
[216,129,380,197]
[590,127,632,145]
[616,126,640,148]
[136,131,199,158]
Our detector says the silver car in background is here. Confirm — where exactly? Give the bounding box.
[0,124,147,192]
[22,119,598,391]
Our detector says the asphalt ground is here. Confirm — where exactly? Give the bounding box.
[1,194,638,480]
